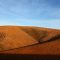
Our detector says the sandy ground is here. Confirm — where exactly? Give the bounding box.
[0,26,60,54]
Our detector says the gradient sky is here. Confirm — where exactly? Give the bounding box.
[0,0,60,29]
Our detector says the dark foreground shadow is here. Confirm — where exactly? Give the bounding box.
[0,54,60,60]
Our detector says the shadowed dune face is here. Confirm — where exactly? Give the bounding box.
[21,27,60,43]
[21,27,48,42]
[0,26,60,54]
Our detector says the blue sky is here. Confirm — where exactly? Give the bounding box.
[0,0,60,29]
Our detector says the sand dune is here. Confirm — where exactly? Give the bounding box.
[0,26,60,54]
[0,26,38,51]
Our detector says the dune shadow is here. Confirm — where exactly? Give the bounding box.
[39,34,60,44]
[0,54,60,60]
[21,27,48,42]
[21,34,60,48]
[21,27,60,45]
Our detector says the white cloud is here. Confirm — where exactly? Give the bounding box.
[15,18,60,29]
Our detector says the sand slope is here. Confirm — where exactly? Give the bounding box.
[0,26,60,54]
[0,26,38,51]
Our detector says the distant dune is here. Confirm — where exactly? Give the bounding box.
[0,26,60,54]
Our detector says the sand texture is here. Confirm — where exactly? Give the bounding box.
[0,26,60,54]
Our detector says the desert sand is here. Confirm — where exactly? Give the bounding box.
[0,26,60,54]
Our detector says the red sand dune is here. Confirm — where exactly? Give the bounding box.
[0,26,60,55]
